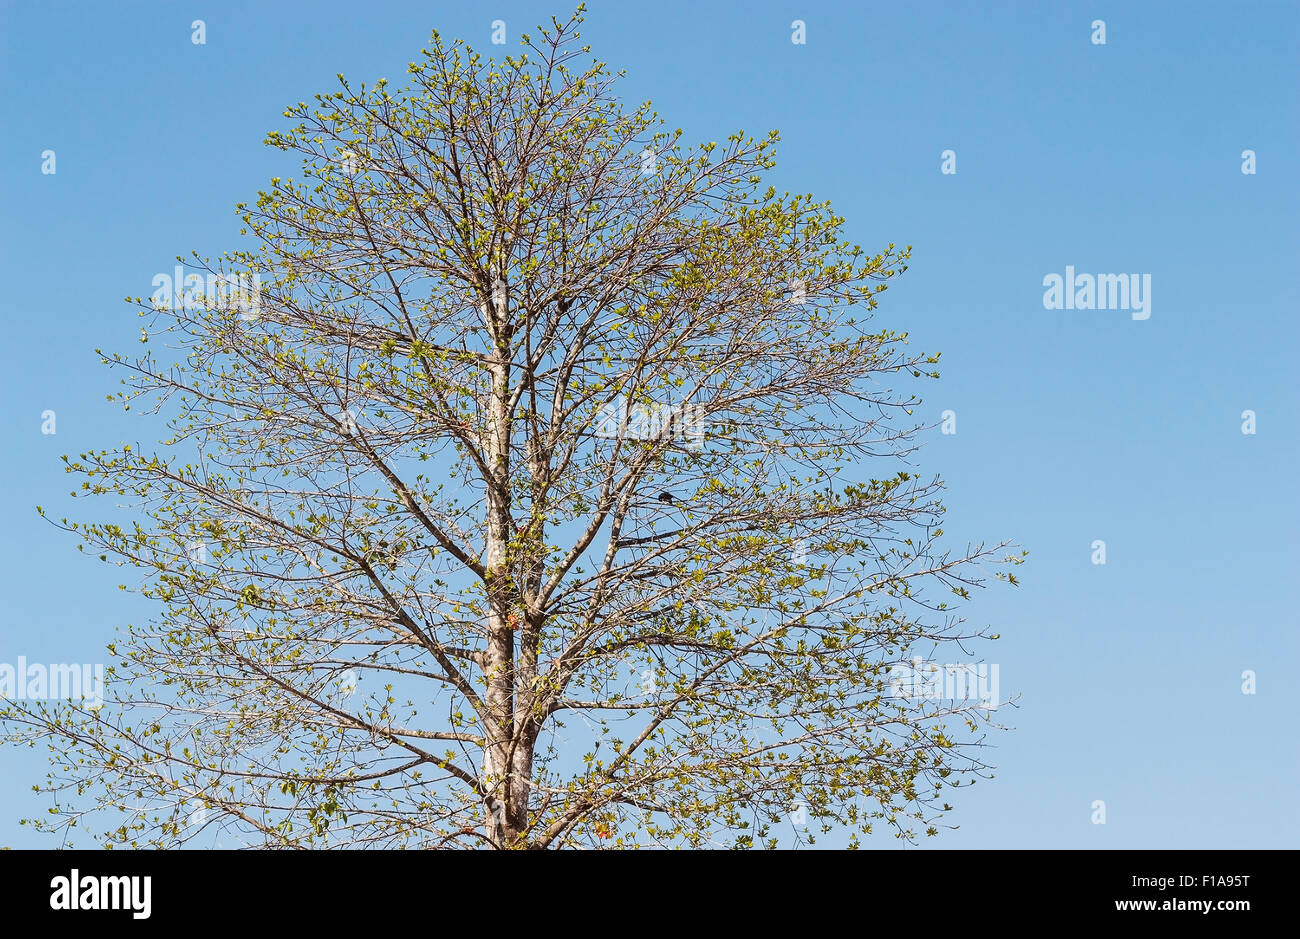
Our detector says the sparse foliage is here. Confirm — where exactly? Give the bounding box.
[3,9,1021,849]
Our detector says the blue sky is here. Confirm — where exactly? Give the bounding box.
[1,0,1296,848]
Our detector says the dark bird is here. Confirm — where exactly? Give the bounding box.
[656,492,675,504]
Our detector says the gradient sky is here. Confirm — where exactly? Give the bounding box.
[1,0,1296,848]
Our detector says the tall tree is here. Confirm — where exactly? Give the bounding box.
[5,10,1021,849]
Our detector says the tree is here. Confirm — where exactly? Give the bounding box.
[4,9,1022,849]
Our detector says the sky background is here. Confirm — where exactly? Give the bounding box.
[1,0,1296,848]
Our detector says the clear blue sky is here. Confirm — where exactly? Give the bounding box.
[1,0,1296,848]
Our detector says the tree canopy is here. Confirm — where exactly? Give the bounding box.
[5,9,1021,849]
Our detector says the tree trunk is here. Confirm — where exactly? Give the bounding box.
[482,279,528,847]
